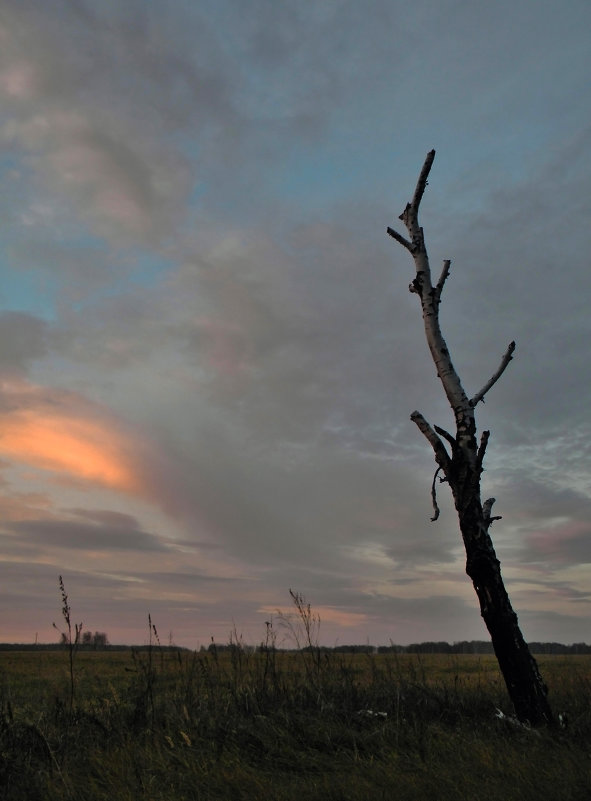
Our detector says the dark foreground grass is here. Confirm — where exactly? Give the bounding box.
[1,647,591,800]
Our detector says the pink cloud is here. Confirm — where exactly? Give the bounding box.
[0,61,38,100]
[196,317,251,378]
[525,518,590,563]
[260,603,367,629]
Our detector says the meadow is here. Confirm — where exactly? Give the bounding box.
[1,639,591,801]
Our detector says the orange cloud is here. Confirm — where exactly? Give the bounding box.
[0,381,139,492]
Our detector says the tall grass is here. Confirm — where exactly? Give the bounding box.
[1,593,591,799]
[51,576,82,714]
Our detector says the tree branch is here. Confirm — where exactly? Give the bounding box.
[434,423,456,450]
[430,466,442,522]
[386,226,412,251]
[391,151,472,427]
[410,411,451,475]
[409,149,436,212]
[483,497,502,527]
[435,259,451,301]
[476,430,490,473]
[389,150,435,254]
[470,342,516,407]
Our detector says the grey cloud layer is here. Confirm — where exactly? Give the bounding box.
[0,312,48,372]
[7,516,167,552]
[0,0,590,646]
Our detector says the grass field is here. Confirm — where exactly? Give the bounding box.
[1,645,590,800]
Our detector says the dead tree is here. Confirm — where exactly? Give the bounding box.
[387,150,553,725]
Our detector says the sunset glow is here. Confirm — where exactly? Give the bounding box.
[0,406,138,492]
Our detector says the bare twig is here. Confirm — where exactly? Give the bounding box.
[483,497,502,526]
[435,260,451,300]
[430,466,442,522]
[470,342,516,407]
[397,151,437,258]
[410,411,451,475]
[434,424,456,450]
[386,227,412,251]
[476,430,490,472]
[409,149,436,211]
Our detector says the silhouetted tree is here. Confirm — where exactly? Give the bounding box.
[92,631,109,648]
[81,630,109,648]
[387,151,553,725]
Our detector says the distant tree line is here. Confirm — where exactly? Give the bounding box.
[0,642,185,652]
[208,641,591,656]
[376,641,591,655]
[372,641,591,655]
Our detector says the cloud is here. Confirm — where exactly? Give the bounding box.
[0,2,231,244]
[0,312,48,373]
[0,0,590,649]
[261,601,368,632]
[0,379,143,492]
[2,109,192,244]
[7,513,167,553]
[522,519,591,567]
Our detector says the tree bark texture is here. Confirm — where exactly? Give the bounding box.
[388,151,553,725]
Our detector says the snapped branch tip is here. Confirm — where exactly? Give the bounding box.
[387,226,412,251]
[411,151,436,211]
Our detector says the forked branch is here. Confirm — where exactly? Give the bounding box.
[434,423,456,450]
[391,152,470,424]
[387,149,436,254]
[410,411,451,475]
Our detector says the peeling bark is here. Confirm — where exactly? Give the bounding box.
[388,151,553,726]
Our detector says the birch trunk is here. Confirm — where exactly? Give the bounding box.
[388,151,553,726]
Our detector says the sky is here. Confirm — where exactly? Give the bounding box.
[0,0,590,649]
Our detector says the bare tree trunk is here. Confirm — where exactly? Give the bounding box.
[388,150,553,725]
